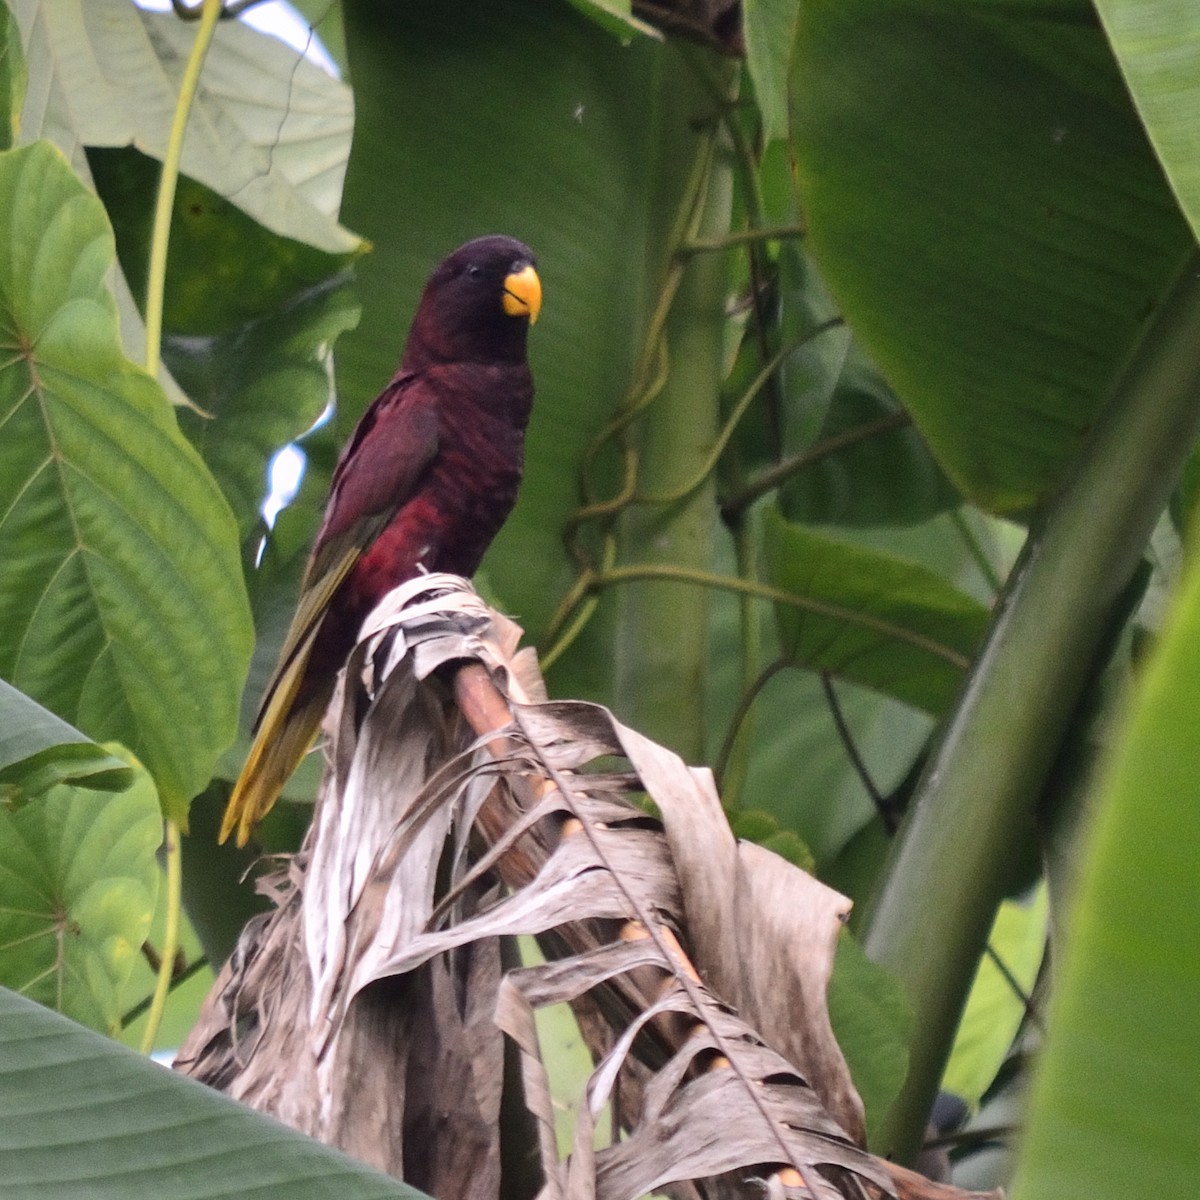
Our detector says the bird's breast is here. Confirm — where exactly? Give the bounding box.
[349,362,532,610]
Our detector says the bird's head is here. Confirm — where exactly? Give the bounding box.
[405,235,541,367]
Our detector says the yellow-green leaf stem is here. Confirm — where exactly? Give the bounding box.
[144,0,221,378]
[599,564,971,671]
[139,818,182,1055]
[140,0,219,1055]
[634,317,844,508]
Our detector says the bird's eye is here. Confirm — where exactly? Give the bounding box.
[465,264,483,281]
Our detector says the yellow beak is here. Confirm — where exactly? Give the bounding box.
[502,264,542,324]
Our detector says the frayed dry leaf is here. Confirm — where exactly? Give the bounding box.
[178,576,998,1200]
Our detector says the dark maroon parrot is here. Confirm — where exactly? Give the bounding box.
[220,235,541,845]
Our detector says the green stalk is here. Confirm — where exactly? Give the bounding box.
[144,0,220,379]
[613,133,734,763]
[139,0,221,1052]
[717,512,763,810]
[861,253,1200,1161]
[140,818,182,1055]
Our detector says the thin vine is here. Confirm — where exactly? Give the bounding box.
[139,0,222,1056]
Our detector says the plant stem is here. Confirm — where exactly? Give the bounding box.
[681,224,807,254]
[636,317,843,507]
[600,563,971,668]
[122,953,208,1029]
[140,819,182,1054]
[145,0,221,378]
[860,252,1200,1162]
[612,92,733,763]
[720,513,763,810]
[138,0,219,1054]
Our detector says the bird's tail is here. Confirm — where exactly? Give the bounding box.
[219,642,331,847]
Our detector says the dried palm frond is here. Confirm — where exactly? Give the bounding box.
[177,576,997,1200]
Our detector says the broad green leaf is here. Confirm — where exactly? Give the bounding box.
[11,0,359,253]
[724,660,931,866]
[775,243,850,457]
[0,140,254,818]
[790,2,1193,513]
[0,679,132,799]
[0,1,24,149]
[820,816,892,912]
[171,279,357,539]
[762,506,989,714]
[942,885,1047,1107]
[743,0,800,143]
[87,146,361,537]
[0,770,160,1035]
[1094,2,1200,241]
[1011,541,1200,1199]
[337,0,711,657]
[779,354,962,527]
[827,930,911,1150]
[0,987,428,1200]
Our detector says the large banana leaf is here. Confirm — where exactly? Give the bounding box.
[1094,0,1200,239]
[0,987,426,1200]
[790,1,1194,513]
[1011,509,1200,1198]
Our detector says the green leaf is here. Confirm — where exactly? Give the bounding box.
[724,659,931,865]
[707,509,1009,869]
[10,0,360,254]
[743,0,800,143]
[762,505,989,714]
[0,987,428,1199]
[0,1,25,150]
[827,930,912,1150]
[0,140,254,818]
[728,809,815,872]
[0,679,132,799]
[779,354,962,527]
[942,885,1047,1107]
[774,243,849,455]
[1011,543,1200,1199]
[0,770,161,1035]
[1094,1,1200,241]
[790,2,1193,513]
[287,0,349,74]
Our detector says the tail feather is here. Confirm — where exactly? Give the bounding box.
[219,637,331,847]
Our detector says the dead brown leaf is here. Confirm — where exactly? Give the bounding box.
[177,576,998,1200]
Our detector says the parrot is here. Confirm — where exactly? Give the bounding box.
[219,235,541,846]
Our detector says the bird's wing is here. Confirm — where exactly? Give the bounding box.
[221,376,441,846]
[253,373,441,731]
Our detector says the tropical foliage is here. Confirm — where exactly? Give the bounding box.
[1,0,1199,1196]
